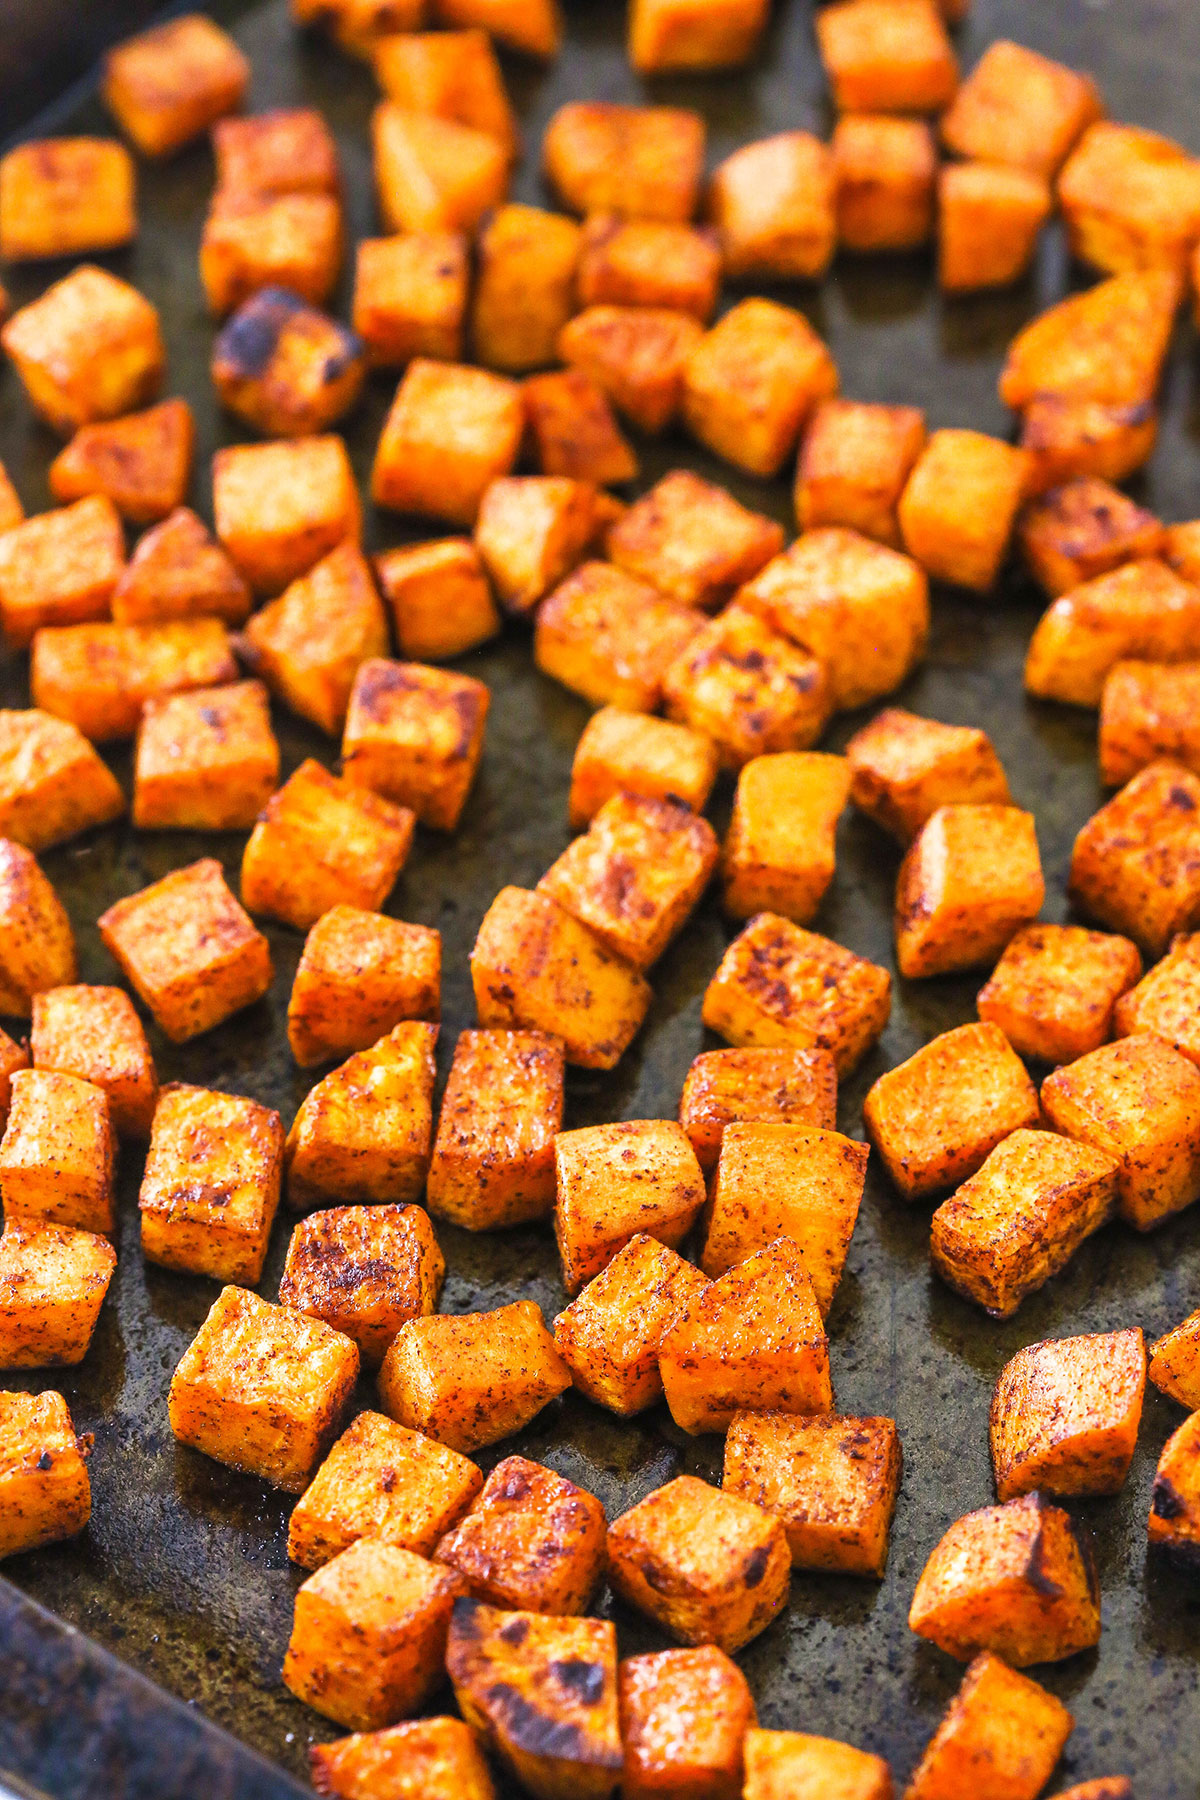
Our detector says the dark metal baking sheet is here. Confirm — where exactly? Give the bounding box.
[2,0,1200,1794]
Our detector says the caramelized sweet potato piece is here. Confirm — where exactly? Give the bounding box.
[372,358,523,525]
[683,299,837,480]
[1099,660,1200,785]
[834,114,936,252]
[1149,1307,1200,1410]
[426,1028,563,1230]
[472,205,582,373]
[373,28,518,153]
[1059,121,1200,280]
[0,497,125,650]
[553,1234,708,1417]
[0,1389,92,1559]
[36,612,240,743]
[2,266,164,436]
[710,131,836,280]
[0,1220,116,1370]
[474,476,598,618]
[662,604,830,770]
[0,710,124,853]
[435,1454,606,1614]
[239,541,388,736]
[578,216,719,323]
[309,1717,496,1800]
[725,1411,901,1578]
[558,305,703,436]
[524,368,639,487]
[1114,931,1200,1068]
[30,985,153,1140]
[1147,1409,1200,1565]
[287,906,440,1070]
[1024,560,1200,709]
[378,1300,571,1453]
[139,1084,283,1285]
[894,804,1044,979]
[977,923,1142,1066]
[212,290,365,438]
[0,843,77,1019]
[568,706,718,828]
[280,1202,442,1367]
[554,1119,705,1296]
[285,1023,437,1211]
[49,400,194,525]
[0,138,135,262]
[899,430,1028,593]
[905,1652,1073,1800]
[679,1046,836,1174]
[846,708,1010,844]
[998,269,1179,413]
[940,39,1102,180]
[815,0,958,114]
[938,162,1051,293]
[102,13,248,157]
[1019,479,1163,600]
[375,537,499,661]
[133,680,279,832]
[112,507,251,627]
[201,188,344,317]
[373,102,508,236]
[796,401,926,548]
[213,434,360,596]
[1067,760,1200,954]
[619,1646,757,1800]
[609,470,782,612]
[543,101,705,223]
[990,1328,1146,1500]
[352,232,468,368]
[629,0,768,72]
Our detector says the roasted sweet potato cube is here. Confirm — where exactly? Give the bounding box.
[471,205,582,373]
[815,0,957,114]
[1023,401,1159,497]
[1165,518,1200,583]
[138,1084,282,1284]
[1114,930,1200,1067]
[0,1389,91,1559]
[1041,1032,1200,1230]
[864,1022,1039,1201]
[240,543,388,737]
[543,101,705,222]
[168,1283,359,1488]
[1100,660,1200,786]
[213,106,340,197]
[1019,480,1162,601]
[373,103,508,236]
[435,1454,605,1614]
[433,0,561,58]
[554,1119,705,1297]
[288,907,440,1070]
[938,162,1051,293]
[0,1031,27,1128]
[558,306,702,437]
[577,217,719,323]
[283,1539,466,1730]
[940,40,1102,181]
[1059,122,1200,280]
[48,399,193,527]
[0,841,76,1019]
[341,658,488,831]
[1148,1308,1200,1410]
[0,137,135,262]
[285,1022,437,1210]
[31,985,156,1139]
[1068,760,1200,954]
[724,1411,900,1578]
[372,358,522,525]
[662,605,831,769]
[0,497,124,650]
[102,13,248,157]
[0,464,21,535]
[701,1123,866,1312]
[213,435,360,596]
[309,1716,497,1800]
[744,1731,891,1800]
[930,1129,1120,1319]
[629,0,767,71]
[607,1474,790,1651]
[899,430,1027,593]
[112,507,250,627]
[280,1204,443,1365]
[683,299,838,481]
[31,618,236,744]
[1025,561,1200,708]
[833,113,936,252]
[722,752,849,924]
[1147,1408,1200,1564]
[894,804,1044,980]
[999,269,1179,414]
[379,1299,571,1452]
[375,538,498,662]
[707,130,835,282]
[99,857,271,1043]
[1,266,164,436]
[990,1328,1145,1502]
[471,885,651,1070]
[426,1028,562,1230]
[523,369,638,488]
[553,1234,708,1417]
[132,680,278,832]
[609,471,783,612]
[474,477,596,618]
[568,707,716,830]
[374,28,517,152]
[352,232,468,371]
[534,562,703,713]
[242,761,413,932]
[905,1653,1074,1800]
[909,1489,1100,1665]
[739,530,928,713]
[977,923,1142,1066]
[846,709,1011,845]
[0,1221,116,1370]
[0,710,123,854]
[619,1646,756,1800]
[679,1046,837,1175]
[0,1069,113,1237]
[201,189,343,316]
[289,1412,482,1571]
[212,290,364,439]
[796,402,927,549]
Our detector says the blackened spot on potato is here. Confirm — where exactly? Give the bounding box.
[498,1615,530,1647]
[1152,1475,1185,1519]
[550,1657,605,1704]
[216,292,294,379]
[743,1544,770,1587]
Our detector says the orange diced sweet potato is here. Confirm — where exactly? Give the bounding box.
[373,102,509,235]
[662,604,831,769]
[0,463,21,534]
[1148,1307,1200,1411]
[0,138,135,262]
[31,984,156,1139]
[372,358,523,525]
[0,709,124,853]
[379,1299,571,1452]
[938,162,1052,293]
[558,305,703,436]
[471,204,582,373]
[629,0,768,71]
[201,189,344,316]
[0,1389,92,1559]
[1067,759,1200,954]
[552,1233,709,1417]
[284,1023,438,1212]
[999,268,1179,415]
[744,1730,892,1800]
[280,1203,443,1365]
[0,1220,116,1370]
[834,113,936,252]
[534,561,703,713]
[1147,1409,1200,1564]
[375,537,499,661]
[373,28,518,153]
[212,435,360,597]
[905,1652,1073,1800]
[102,13,248,157]
[683,298,838,480]
[435,1454,606,1614]
[523,367,639,487]
[0,843,77,1019]
[709,131,837,280]
[1113,930,1200,1067]
[724,1411,901,1578]
[30,618,236,744]
[609,470,783,612]
[1099,660,1200,786]
[722,752,848,923]
[553,1119,705,1296]
[474,476,598,618]
[309,1717,496,1800]
[796,402,926,547]
[977,922,1142,1066]
[845,708,1010,844]
[352,232,468,368]
[1,266,164,436]
[894,804,1044,979]
[426,1027,564,1230]
[0,1030,27,1130]
[543,101,705,222]
[1059,122,1200,280]
[1018,478,1163,599]
[619,1647,757,1800]
[1024,560,1200,708]
[213,106,340,196]
[815,0,958,114]
[138,1083,282,1285]
[1021,398,1159,497]
[212,290,364,438]
[0,497,124,650]
[578,216,720,322]
[133,679,278,831]
[287,906,440,1070]
[112,506,250,627]
[940,39,1102,181]
[679,1045,836,1174]
[342,658,488,830]
[899,429,1028,592]
[240,542,387,737]
[568,706,718,829]
[990,1328,1146,1500]
[48,399,193,526]
[241,759,413,931]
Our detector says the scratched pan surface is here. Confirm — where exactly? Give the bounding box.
[1,0,1200,1794]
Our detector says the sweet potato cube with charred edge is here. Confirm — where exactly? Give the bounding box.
[864,1022,1039,1202]
[99,857,270,1044]
[578,217,720,323]
[133,681,278,832]
[283,1539,466,1730]
[0,1032,27,1129]
[904,1652,1073,1800]
[534,562,703,714]
[1041,1032,1200,1230]
[930,1129,1120,1318]
[474,477,597,619]
[0,1390,91,1559]
[212,289,365,439]
[201,189,344,317]
[213,435,360,597]
[540,793,717,971]
[435,1454,605,1614]
[938,162,1051,293]
[379,1300,571,1453]
[31,619,236,745]
[372,104,509,236]
[0,138,134,262]
[1,266,164,437]
[372,358,523,525]
[662,606,831,770]
[1148,1408,1200,1564]
[523,369,638,488]
[1019,480,1163,601]
[376,538,499,662]
[900,430,1028,593]
[725,1410,900,1577]
[619,1646,756,1800]
[0,1070,114,1237]
[978,923,1142,1066]
[744,1731,892,1800]
[701,1123,866,1310]
[309,1716,497,1800]
[0,842,76,1018]
[242,760,414,933]
[169,1285,359,1491]
[472,206,582,374]
[629,0,767,71]
[815,0,957,114]
[280,1204,443,1365]
[558,306,702,436]
[0,498,124,651]
[1020,397,1156,494]
[569,707,717,829]
[0,711,123,853]
[710,132,836,282]
[1000,269,1179,415]
[797,401,926,549]
[1024,561,1200,709]
[471,886,652,1070]
[427,1028,563,1230]
[553,1234,708,1416]
[1149,1306,1200,1410]
[49,400,193,526]
[684,299,838,481]
[288,907,440,1070]
[138,1084,282,1284]
[342,659,489,831]
[679,1046,837,1174]
[0,1222,116,1369]
[543,101,705,223]
[374,28,517,152]
[834,114,936,252]
[433,0,561,60]
[846,708,1010,845]
[352,233,468,369]
[895,804,1044,980]
[1100,661,1200,786]
[910,1490,1100,1665]
[940,40,1102,181]
[608,1475,790,1652]
[990,1328,1146,1501]
[0,465,21,535]
[113,507,250,627]
[703,914,891,1078]
[610,471,783,612]
[213,107,340,197]
[102,14,248,157]
[31,986,156,1140]
[289,1412,482,1571]
[1059,122,1200,280]
[241,543,388,737]
[1115,931,1200,1067]
[285,1022,437,1211]
[554,1120,705,1295]
[1068,760,1200,955]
